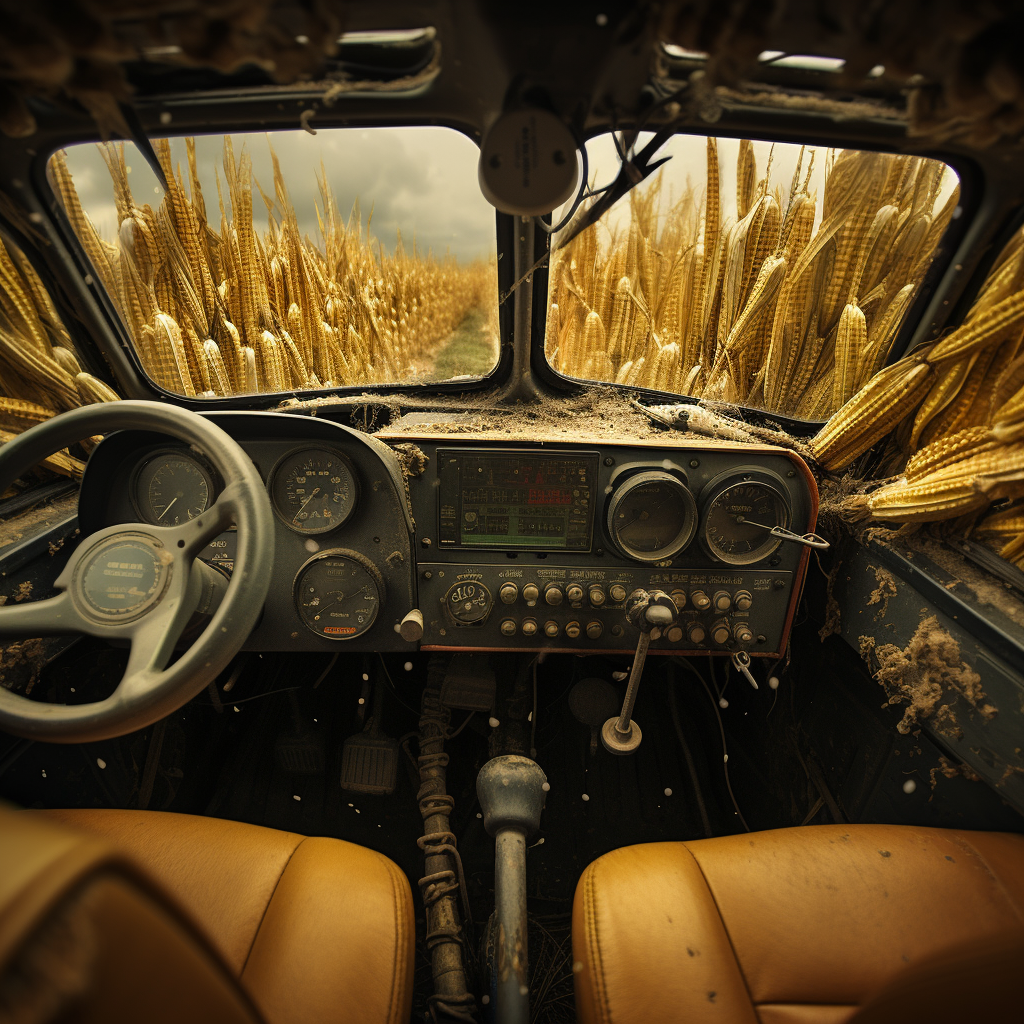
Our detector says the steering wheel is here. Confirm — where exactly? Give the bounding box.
[0,401,273,743]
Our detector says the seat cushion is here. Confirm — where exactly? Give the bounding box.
[572,824,1024,1024]
[41,809,415,1024]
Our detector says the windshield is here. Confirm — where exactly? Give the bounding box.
[545,134,959,420]
[50,127,499,398]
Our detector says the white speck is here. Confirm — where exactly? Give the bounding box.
[519,985,529,996]
[362,673,369,681]
[528,711,533,722]
[83,274,93,286]
[596,13,608,25]
[347,803,354,807]
[296,34,309,44]
[70,688,75,693]
[304,539,319,553]
[293,794,301,801]
[354,808,361,814]
[542,782,550,792]
[582,793,590,802]
[154,186,161,194]
[723,754,729,763]
[404,661,413,671]
[768,676,780,690]
[234,706,240,712]
[476,812,482,818]
[28,212,43,223]
[482,995,490,1006]
[903,779,917,794]
[719,698,729,708]
[41,769,46,778]
[952,206,963,219]
[313,718,317,723]
[159,111,172,125]
[96,758,106,769]
[488,717,500,728]
[573,961,584,973]
[534,837,545,846]
[612,670,627,681]
[664,787,673,797]
[358,697,365,705]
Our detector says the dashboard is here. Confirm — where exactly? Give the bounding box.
[77,412,819,659]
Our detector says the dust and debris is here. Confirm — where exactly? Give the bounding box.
[392,443,429,478]
[13,581,32,602]
[385,550,404,568]
[867,565,899,617]
[818,556,843,641]
[0,637,49,695]
[929,755,982,789]
[0,491,78,549]
[866,615,995,736]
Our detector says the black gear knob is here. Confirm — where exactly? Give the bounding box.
[476,755,548,837]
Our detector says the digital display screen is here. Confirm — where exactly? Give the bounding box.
[438,450,598,550]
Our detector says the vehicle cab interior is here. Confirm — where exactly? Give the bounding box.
[2,3,1024,1023]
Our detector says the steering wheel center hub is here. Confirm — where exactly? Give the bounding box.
[73,532,173,623]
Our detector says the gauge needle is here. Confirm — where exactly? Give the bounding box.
[157,498,178,521]
[293,487,321,520]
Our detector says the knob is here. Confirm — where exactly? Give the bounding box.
[399,608,424,642]
[609,584,627,603]
[586,620,604,639]
[566,584,585,603]
[544,584,563,606]
[523,584,540,604]
[589,586,606,606]
[687,622,706,644]
[712,590,732,612]
[666,625,683,643]
[711,619,732,645]
[690,590,711,611]
[499,583,519,604]
[444,581,492,625]
[565,620,581,639]
[734,622,754,644]
[670,589,687,610]
[734,590,752,611]
[521,618,538,636]
[500,619,517,636]
[544,620,560,638]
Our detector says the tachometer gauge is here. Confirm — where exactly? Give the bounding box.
[606,471,697,563]
[270,447,358,535]
[294,550,383,639]
[702,476,791,565]
[132,450,214,526]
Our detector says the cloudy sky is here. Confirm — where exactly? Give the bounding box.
[60,126,498,264]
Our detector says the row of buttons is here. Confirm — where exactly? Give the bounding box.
[498,582,753,612]
[497,617,754,645]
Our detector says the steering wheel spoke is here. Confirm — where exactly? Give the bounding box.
[150,480,243,558]
[0,591,85,637]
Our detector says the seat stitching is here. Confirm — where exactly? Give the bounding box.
[948,832,1024,923]
[680,842,759,1017]
[240,835,307,974]
[585,863,612,1024]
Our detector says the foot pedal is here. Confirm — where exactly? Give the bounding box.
[275,690,325,774]
[341,676,398,795]
[440,654,496,711]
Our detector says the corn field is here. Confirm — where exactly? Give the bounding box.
[546,139,957,420]
[49,138,496,397]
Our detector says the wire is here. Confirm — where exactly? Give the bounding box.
[205,686,302,706]
[446,711,475,739]
[312,653,339,689]
[673,657,750,833]
[377,653,421,715]
[538,141,590,235]
[667,668,712,838]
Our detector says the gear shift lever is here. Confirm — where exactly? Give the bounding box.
[601,589,675,755]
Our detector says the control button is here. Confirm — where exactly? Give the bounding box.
[734,590,753,611]
[544,584,564,606]
[609,584,627,603]
[711,619,732,645]
[500,619,517,637]
[667,625,683,643]
[444,581,493,625]
[690,590,711,611]
[670,589,687,610]
[521,618,538,636]
[733,622,754,644]
[565,620,581,639]
[566,584,584,603]
[522,584,540,604]
[499,583,519,605]
[589,585,606,606]
[687,622,706,644]
[544,620,560,638]
[712,590,732,612]
[586,620,604,639]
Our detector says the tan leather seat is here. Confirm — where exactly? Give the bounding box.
[572,824,1024,1024]
[0,806,414,1024]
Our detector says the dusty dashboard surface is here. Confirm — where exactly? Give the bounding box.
[379,427,819,659]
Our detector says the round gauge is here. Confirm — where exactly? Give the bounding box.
[270,447,358,535]
[701,477,791,565]
[294,550,383,639]
[606,471,698,563]
[132,450,214,526]
[444,581,493,625]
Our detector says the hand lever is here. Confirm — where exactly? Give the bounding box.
[602,590,675,755]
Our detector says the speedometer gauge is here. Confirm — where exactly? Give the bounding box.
[294,550,383,639]
[269,447,358,535]
[702,477,790,565]
[132,449,214,526]
[606,471,697,563]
